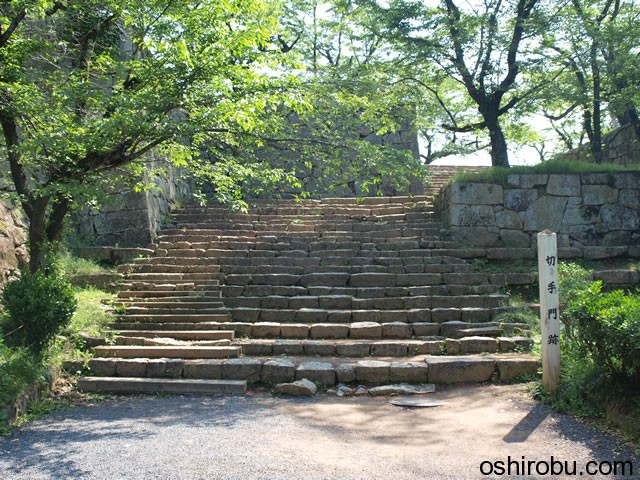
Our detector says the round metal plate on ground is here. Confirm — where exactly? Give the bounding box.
[389,397,446,408]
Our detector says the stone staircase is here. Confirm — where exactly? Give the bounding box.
[79,166,539,395]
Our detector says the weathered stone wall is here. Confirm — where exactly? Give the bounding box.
[556,124,640,166]
[437,172,640,257]
[74,156,192,247]
[0,200,28,287]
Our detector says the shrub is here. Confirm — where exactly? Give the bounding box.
[563,281,640,385]
[0,341,48,408]
[1,270,77,355]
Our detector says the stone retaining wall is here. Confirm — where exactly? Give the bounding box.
[0,200,28,288]
[437,172,640,255]
[73,155,192,247]
[557,124,640,166]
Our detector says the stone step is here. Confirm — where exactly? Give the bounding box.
[221,272,494,288]
[111,322,236,331]
[85,354,538,385]
[112,300,226,309]
[93,345,241,359]
[222,284,503,299]
[116,291,221,299]
[114,336,233,347]
[228,307,508,324]
[78,377,247,395]
[118,264,221,274]
[236,336,534,357]
[115,330,235,340]
[126,273,218,281]
[217,319,525,338]
[117,314,229,323]
[217,263,474,276]
[223,294,507,310]
[120,282,221,292]
[115,306,229,315]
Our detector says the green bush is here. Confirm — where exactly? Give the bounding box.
[1,270,77,355]
[563,281,640,385]
[0,340,48,408]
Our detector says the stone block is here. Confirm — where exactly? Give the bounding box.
[240,343,273,356]
[299,273,349,287]
[232,308,260,323]
[272,340,305,355]
[115,359,147,377]
[371,342,409,357]
[223,323,253,337]
[261,296,289,309]
[88,359,116,376]
[146,359,184,378]
[495,358,539,382]
[261,359,296,384]
[431,308,461,323]
[303,341,336,356]
[412,323,440,336]
[449,182,503,205]
[407,309,431,323]
[547,174,580,196]
[326,310,353,323]
[183,360,223,379]
[593,269,639,285]
[499,230,531,248]
[336,343,371,357]
[335,364,357,383]
[296,362,335,386]
[295,309,328,323]
[503,189,538,212]
[390,362,428,384]
[349,273,396,287]
[319,295,353,309]
[506,174,548,188]
[414,341,444,354]
[274,379,317,396]
[222,358,263,383]
[582,185,618,205]
[251,322,281,338]
[280,324,310,338]
[310,323,350,339]
[289,296,320,309]
[427,357,495,383]
[444,339,461,354]
[459,336,499,353]
[355,360,391,384]
[382,322,412,338]
[523,196,568,232]
[349,322,382,338]
[601,204,640,230]
[448,205,496,227]
[460,307,492,322]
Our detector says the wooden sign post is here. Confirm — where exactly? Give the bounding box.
[537,230,560,394]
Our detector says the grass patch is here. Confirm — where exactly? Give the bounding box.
[68,287,116,337]
[450,159,640,185]
[59,250,114,276]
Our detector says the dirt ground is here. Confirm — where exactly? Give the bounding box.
[0,383,638,479]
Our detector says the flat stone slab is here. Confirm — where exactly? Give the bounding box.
[427,357,495,384]
[296,361,335,386]
[369,384,436,396]
[261,358,296,384]
[274,378,318,396]
[78,377,247,395]
[389,397,446,408]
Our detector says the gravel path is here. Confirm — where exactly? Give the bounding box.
[0,384,637,479]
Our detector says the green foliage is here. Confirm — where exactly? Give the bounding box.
[1,269,77,355]
[67,287,116,338]
[450,160,640,185]
[59,251,113,276]
[563,282,640,385]
[0,341,49,422]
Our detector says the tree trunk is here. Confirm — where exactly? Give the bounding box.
[28,197,50,273]
[486,118,510,167]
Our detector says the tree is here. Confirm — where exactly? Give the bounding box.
[360,0,551,167]
[0,0,291,272]
[539,0,640,161]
